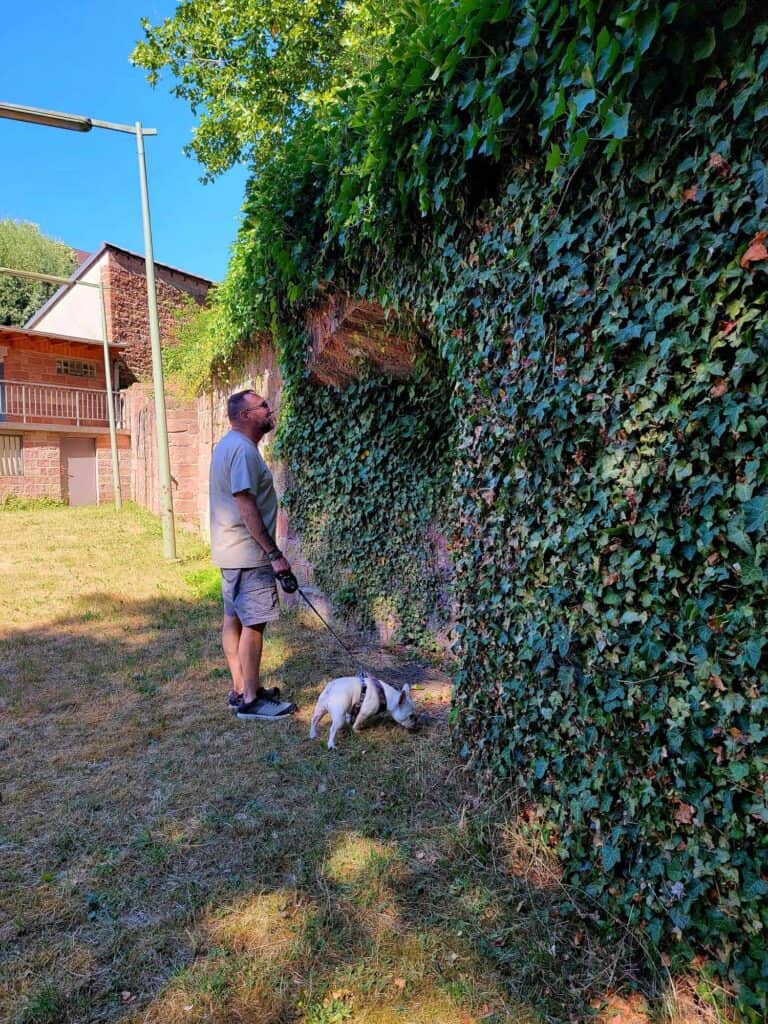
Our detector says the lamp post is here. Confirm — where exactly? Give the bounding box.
[0,100,177,559]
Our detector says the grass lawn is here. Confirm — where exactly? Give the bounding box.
[0,505,731,1024]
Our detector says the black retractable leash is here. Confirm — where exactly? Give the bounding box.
[275,570,368,677]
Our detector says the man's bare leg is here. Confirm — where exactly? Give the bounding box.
[222,614,244,696]
[239,622,266,703]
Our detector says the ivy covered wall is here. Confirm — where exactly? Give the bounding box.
[275,352,455,648]
[161,2,767,1010]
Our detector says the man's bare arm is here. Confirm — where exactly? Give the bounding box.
[234,491,291,572]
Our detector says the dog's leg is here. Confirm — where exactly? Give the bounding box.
[327,711,344,750]
[351,709,370,733]
[309,701,327,740]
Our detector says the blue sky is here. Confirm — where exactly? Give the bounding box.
[0,1,249,283]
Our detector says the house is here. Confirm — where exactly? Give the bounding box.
[0,242,213,507]
[28,241,213,385]
[0,324,129,504]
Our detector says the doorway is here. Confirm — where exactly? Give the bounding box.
[62,436,97,505]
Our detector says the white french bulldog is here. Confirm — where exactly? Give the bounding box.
[309,671,419,750]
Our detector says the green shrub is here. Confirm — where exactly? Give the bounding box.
[0,496,66,512]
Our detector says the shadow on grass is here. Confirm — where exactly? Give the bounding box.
[0,593,726,1024]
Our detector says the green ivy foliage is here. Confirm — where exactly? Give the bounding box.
[161,0,768,1009]
[275,346,455,647]
[443,43,768,1008]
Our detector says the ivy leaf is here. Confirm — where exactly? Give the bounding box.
[727,518,754,555]
[573,89,596,116]
[546,144,562,171]
[602,844,621,870]
[743,495,767,533]
[602,105,629,140]
[674,800,695,824]
[740,231,768,270]
[692,27,716,62]
[636,9,661,54]
[488,93,504,119]
[722,2,746,30]
[744,639,763,669]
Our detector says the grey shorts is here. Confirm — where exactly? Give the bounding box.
[221,567,280,626]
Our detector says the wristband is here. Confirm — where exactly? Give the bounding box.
[266,548,283,561]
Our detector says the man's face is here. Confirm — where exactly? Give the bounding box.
[240,393,275,435]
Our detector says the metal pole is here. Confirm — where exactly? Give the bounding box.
[135,121,176,560]
[98,283,122,510]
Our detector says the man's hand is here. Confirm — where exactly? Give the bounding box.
[270,555,291,575]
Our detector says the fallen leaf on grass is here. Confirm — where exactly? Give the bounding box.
[393,977,406,991]
[591,992,651,1023]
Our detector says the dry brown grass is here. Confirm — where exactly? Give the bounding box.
[0,505,736,1024]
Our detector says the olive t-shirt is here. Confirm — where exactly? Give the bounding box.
[209,431,278,569]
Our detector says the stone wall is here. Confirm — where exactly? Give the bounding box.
[306,296,417,387]
[103,249,210,385]
[0,432,62,501]
[125,384,202,531]
[95,434,132,506]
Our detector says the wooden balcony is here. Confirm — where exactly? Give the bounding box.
[0,379,126,430]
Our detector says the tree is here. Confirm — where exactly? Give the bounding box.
[131,0,394,180]
[0,220,77,327]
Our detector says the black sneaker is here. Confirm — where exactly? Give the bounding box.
[228,686,281,710]
[237,694,296,720]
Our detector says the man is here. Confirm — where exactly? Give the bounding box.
[209,388,296,720]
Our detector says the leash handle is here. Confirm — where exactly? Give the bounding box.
[275,569,298,594]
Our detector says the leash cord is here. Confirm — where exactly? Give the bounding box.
[297,585,369,673]
[276,570,369,677]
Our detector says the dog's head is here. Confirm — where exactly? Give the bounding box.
[385,681,419,731]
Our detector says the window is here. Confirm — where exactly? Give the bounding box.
[56,359,96,378]
[0,434,22,476]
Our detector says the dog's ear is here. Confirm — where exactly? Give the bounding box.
[398,687,408,705]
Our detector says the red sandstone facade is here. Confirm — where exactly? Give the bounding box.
[101,246,211,383]
[2,243,211,508]
[0,325,130,504]
[28,242,212,385]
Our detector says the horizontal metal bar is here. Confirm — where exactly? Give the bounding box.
[0,102,157,136]
[90,118,157,136]
[0,265,104,288]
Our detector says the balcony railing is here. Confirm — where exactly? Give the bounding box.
[0,379,125,429]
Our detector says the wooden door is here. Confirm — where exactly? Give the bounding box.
[62,436,97,505]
